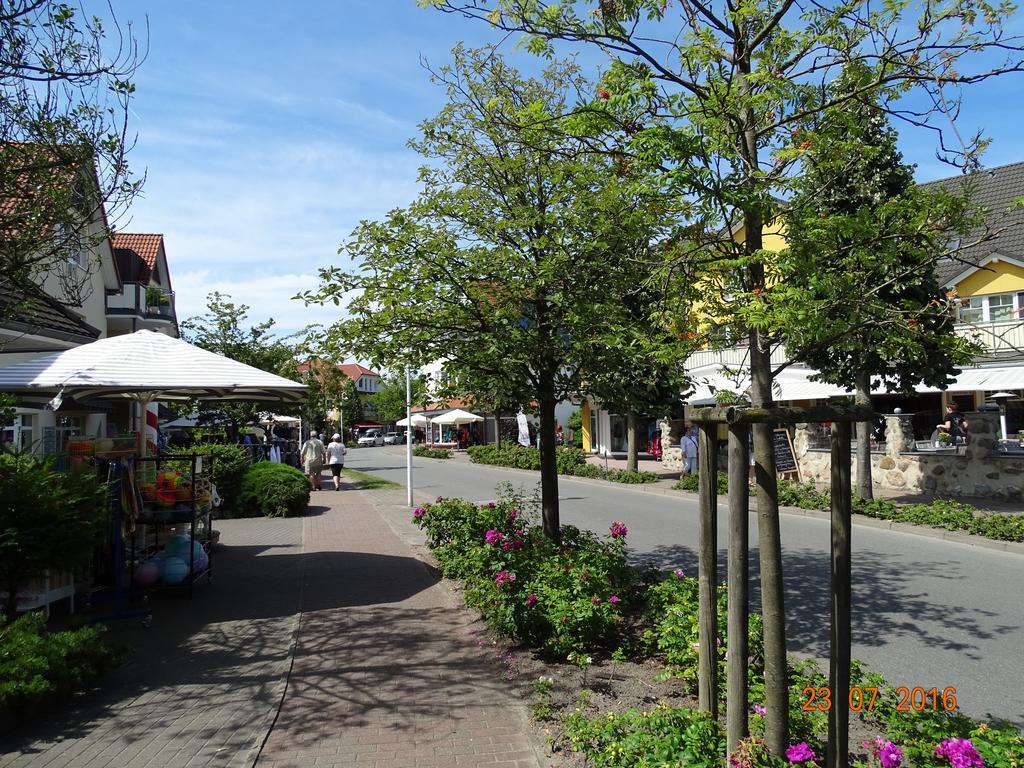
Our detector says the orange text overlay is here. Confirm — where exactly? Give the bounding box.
[801,686,959,713]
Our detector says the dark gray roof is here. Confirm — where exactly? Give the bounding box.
[924,160,1024,286]
[0,278,102,343]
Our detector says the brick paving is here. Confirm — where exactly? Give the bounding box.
[1,477,544,768]
[254,482,544,768]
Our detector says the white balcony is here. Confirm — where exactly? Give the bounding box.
[955,320,1024,361]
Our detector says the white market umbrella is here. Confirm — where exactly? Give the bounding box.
[395,412,430,427]
[431,408,485,425]
[0,329,307,453]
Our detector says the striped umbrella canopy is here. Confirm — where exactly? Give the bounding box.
[0,329,307,408]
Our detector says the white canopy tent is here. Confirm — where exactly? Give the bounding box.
[0,329,307,453]
[683,361,1024,404]
[395,412,430,427]
[430,408,485,425]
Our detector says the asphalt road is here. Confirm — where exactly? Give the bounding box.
[345,447,1024,727]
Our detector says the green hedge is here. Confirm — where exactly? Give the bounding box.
[673,475,1024,543]
[412,446,451,459]
[238,462,310,518]
[0,613,123,723]
[187,443,250,512]
[467,444,658,484]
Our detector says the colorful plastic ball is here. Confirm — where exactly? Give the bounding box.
[164,534,192,558]
[134,560,160,587]
[161,556,189,585]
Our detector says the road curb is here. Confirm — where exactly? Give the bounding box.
[400,450,1024,555]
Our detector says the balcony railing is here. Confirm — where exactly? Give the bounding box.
[954,320,1024,359]
[685,343,790,371]
[105,283,176,323]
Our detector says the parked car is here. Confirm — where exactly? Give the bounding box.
[383,432,404,445]
[357,430,384,447]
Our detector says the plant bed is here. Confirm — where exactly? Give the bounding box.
[412,445,451,459]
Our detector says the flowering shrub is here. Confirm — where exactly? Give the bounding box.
[413,484,633,655]
[866,737,904,768]
[643,573,764,694]
[563,702,725,768]
[785,741,817,765]
[730,737,784,768]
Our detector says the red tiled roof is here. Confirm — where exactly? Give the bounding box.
[297,359,380,384]
[111,233,163,284]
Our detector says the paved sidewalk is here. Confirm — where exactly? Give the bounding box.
[1,478,544,768]
[255,483,544,768]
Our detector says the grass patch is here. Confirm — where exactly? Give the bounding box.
[342,468,401,491]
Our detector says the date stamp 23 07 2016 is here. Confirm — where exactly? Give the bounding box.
[801,686,960,713]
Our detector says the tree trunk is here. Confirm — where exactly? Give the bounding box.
[829,422,853,768]
[626,410,638,472]
[727,423,751,755]
[697,425,719,717]
[855,370,873,500]
[538,387,561,542]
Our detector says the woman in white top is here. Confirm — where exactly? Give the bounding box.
[325,433,348,492]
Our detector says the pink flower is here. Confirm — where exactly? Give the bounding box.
[752,704,766,715]
[435,495,443,502]
[609,521,628,538]
[868,739,903,768]
[509,508,518,520]
[935,739,983,768]
[484,529,503,545]
[486,501,496,508]
[412,507,426,518]
[524,593,537,605]
[674,567,686,578]
[495,570,517,587]
[608,595,619,604]
[785,742,817,764]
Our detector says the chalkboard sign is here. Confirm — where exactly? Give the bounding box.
[773,428,798,475]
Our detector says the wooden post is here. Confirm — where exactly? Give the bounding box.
[697,424,719,716]
[829,421,852,768]
[727,423,750,754]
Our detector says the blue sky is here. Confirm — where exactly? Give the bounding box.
[117,2,1024,337]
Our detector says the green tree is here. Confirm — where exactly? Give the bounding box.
[294,359,355,435]
[774,83,981,499]
[180,292,299,435]
[301,47,681,540]
[0,2,142,317]
[371,373,428,424]
[422,0,1022,754]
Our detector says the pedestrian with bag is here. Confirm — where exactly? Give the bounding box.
[326,433,348,491]
[301,431,326,491]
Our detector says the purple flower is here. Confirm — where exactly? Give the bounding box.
[786,742,817,764]
[674,567,686,578]
[484,529,503,545]
[935,739,983,768]
[486,501,496,508]
[609,521,628,538]
[495,570,517,587]
[752,704,766,716]
[608,595,619,604]
[412,507,426,519]
[877,741,903,768]
[509,508,518,521]
[524,593,537,606]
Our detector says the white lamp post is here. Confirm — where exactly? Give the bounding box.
[406,365,414,507]
[988,391,1015,441]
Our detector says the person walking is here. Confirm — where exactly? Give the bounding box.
[301,431,326,491]
[680,427,699,477]
[326,433,348,491]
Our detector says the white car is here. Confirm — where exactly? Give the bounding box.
[382,432,404,445]
[357,430,384,447]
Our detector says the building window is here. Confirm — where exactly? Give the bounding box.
[958,292,1021,323]
[55,223,85,269]
[990,293,1014,321]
